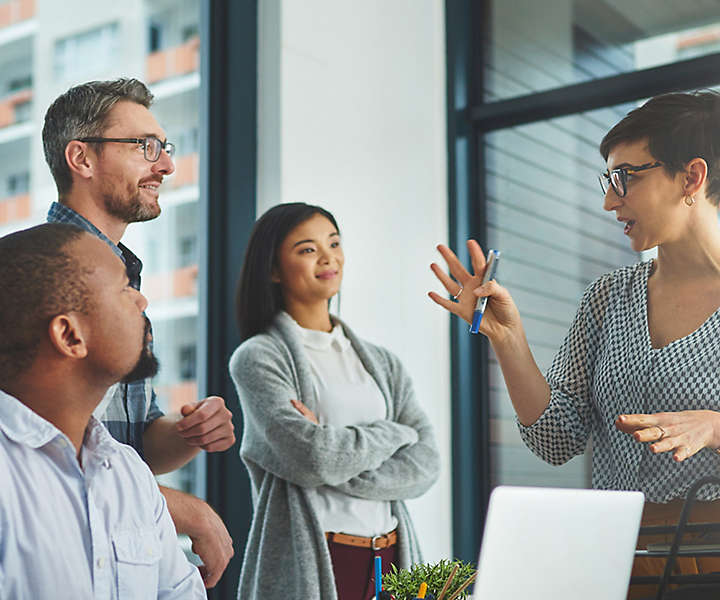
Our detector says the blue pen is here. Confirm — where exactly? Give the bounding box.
[470,249,501,334]
[375,555,382,598]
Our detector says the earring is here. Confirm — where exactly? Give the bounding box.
[685,195,696,206]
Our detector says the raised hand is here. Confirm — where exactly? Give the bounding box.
[428,239,521,342]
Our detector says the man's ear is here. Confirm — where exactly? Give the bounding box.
[48,314,88,359]
[684,157,708,197]
[64,141,95,183]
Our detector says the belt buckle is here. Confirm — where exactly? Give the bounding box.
[371,535,383,551]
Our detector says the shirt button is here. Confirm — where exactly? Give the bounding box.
[97,557,105,569]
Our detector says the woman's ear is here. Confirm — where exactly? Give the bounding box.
[684,157,708,197]
[270,266,281,283]
[48,314,88,359]
[64,140,95,183]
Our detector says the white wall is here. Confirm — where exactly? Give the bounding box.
[257,0,452,562]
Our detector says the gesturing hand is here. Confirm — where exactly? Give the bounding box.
[428,240,521,341]
[177,395,236,452]
[616,410,720,462]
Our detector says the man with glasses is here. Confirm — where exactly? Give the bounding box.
[42,78,234,589]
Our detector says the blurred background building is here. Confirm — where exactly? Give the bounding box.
[0,0,203,497]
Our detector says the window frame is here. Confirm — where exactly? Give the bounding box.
[445,0,720,561]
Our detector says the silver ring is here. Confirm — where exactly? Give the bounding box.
[656,425,667,441]
[452,286,464,301]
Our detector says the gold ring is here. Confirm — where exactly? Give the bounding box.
[656,425,667,441]
[452,286,463,301]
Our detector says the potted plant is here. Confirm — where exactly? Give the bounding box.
[382,559,477,600]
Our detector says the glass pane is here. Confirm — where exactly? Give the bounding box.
[0,0,203,503]
[485,101,640,489]
[486,0,720,102]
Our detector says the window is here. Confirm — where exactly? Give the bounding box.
[148,22,163,53]
[179,344,196,381]
[53,22,120,81]
[447,0,720,559]
[6,171,28,196]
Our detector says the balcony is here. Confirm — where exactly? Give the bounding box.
[0,0,34,29]
[158,381,198,413]
[144,264,199,303]
[0,88,31,129]
[170,152,198,189]
[0,193,30,224]
[146,36,199,84]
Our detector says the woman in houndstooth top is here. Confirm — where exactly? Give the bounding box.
[430,91,720,505]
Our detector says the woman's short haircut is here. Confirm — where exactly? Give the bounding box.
[235,202,339,341]
[42,78,154,197]
[600,91,720,205]
[0,223,90,385]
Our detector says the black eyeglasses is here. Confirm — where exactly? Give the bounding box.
[74,135,175,162]
[599,161,662,198]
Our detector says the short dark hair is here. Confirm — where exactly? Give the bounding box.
[235,203,340,341]
[42,78,154,197]
[600,91,720,205]
[0,223,91,385]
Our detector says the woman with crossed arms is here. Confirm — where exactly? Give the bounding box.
[230,202,439,600]
[430,91,720,597]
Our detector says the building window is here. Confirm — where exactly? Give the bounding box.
[7,172,29,196]
[148,22,163,53]
[54,22,120,81]
[179,344,196,381]
[7,75,31,93]
[179,234,196,268]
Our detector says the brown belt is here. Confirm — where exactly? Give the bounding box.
[325,529,397,550]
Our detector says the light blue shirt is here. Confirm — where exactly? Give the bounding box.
[0,391,206,599]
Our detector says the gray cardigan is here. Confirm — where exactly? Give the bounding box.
[229,314,440,600]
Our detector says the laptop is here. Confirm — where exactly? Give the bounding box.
[471,486,644,600]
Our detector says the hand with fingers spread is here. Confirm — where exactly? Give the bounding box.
[616,410,720,462]
[428,239,521,342]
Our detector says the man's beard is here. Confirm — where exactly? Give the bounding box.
[102,182,161,224]
[122,318,160,383]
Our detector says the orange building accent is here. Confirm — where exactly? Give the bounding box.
[159,381,198,413]
[0,89,32,129]
[0,0,35,28]
[146,36,200,83]
[677,27,720,49]
[170,153,198,188]
[173,264,198,298]
[144,265,198,302]
[0,194,31,224]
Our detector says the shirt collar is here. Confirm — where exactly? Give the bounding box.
[279,311,351,351]
[0,389,118,458]
[0,390,61,448]
[47,201,143,288]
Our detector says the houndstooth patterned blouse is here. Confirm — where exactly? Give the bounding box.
[518,260,720,502]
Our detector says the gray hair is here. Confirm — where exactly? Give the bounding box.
[42,78,154,196]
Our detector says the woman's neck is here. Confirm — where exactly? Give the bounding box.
[655,220,720,283]
[284,299,333,332]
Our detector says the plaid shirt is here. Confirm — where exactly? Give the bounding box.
[47,201,163,457]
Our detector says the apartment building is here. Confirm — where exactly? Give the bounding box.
[0,0,202,494]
